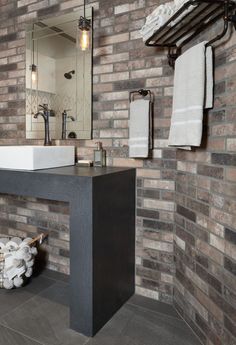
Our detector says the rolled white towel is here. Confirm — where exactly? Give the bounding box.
[25,267,33,278]
[11,237,22,246]
[5,263,26,280]
[12,258,24,268]
[15,246,30,260]
[6,240,19,251]
[14,276,24,288]
[26,259,34,268]
[21,237,32,245]
[0,238,8,250]
[31,247,38,256]
[3,279,14,290]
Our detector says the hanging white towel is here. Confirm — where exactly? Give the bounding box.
[168,41,213,149]
[129,99,150,158]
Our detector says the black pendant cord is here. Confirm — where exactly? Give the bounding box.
[32,23,35,66]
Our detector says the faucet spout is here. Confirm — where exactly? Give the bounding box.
[33,104,52,146]
[62,110,74,140]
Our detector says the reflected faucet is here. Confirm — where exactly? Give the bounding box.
[34,104,52,146]
[62,110,75,140]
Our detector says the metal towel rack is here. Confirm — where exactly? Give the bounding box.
[129,89,153,103]
[145,0,236,67]
[129,89,154,152]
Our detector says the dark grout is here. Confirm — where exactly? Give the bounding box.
[127,294,181,320]
[127,301,187,323]
[39,269,69,284]
[0,323,46,345]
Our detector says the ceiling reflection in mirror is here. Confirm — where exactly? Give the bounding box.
[26,8,92,140]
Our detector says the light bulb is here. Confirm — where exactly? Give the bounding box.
[32,71,37,82]
[31,64,37,83]
[80,30,89,51]
[78,16,91,52]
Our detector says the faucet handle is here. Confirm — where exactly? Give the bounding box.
[63,109,72,113]
[39,104,49,111]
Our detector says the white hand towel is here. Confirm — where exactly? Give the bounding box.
[129,99,150,158]
[168,41,213,149]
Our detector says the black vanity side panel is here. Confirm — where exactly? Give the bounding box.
[69,178,94,336]
[92,169,136,334]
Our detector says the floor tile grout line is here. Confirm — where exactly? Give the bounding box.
[119,312,136,336]
[127,301,184,322]
[0,323,46,345]
[40,273,69,284]
[0,280,59,321]
[172,305,204,345]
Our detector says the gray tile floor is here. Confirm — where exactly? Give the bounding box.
[0,270,201,345]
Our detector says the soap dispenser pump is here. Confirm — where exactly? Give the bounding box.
[94,142,106,167]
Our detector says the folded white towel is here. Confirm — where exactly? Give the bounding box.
[168,41,213,149]
[140,0,198,42]
[129,99,150,158]
[141,14,171,41]
[140,1,176,41]
[174,0,188,7]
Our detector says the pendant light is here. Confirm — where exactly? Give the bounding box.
[78,0,91,51]
[31,24,37,83]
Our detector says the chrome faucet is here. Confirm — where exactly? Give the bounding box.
[62,110,75,140]
[34,104,52,146]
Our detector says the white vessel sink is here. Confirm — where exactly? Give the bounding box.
[0,146,75,170]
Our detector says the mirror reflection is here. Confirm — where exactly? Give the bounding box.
[26,9,92,141]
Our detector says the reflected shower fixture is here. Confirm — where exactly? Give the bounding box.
[64,70,75,79]
[78,0,91,51]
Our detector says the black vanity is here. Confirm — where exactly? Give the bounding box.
[0,166,136,337]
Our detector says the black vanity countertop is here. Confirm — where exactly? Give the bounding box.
[0,165,134,178]
[0,165,136,203]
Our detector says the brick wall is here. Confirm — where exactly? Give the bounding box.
[173,31,236,345]
[0,0,175,305]
[0,194,70,273]
[0,1,236,345]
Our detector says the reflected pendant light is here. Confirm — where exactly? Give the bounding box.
[31,63,37,82]
[78,0,91,51]
[31,24,37,83]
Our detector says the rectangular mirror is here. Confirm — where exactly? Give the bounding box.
[26,8,92,140]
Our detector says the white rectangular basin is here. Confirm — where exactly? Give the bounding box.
[0,146,75,170]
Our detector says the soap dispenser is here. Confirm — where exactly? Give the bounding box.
[93,142,106,167]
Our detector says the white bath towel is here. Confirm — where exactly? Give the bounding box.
[129,99,150,158]
[168,41,213,149]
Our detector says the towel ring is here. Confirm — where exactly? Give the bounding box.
[129,89,153,103]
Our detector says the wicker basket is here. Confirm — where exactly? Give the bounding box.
[0,234,46,289]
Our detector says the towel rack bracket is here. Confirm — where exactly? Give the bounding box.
[167,47,181,68]
[228,13,236,29]
[129,89,153,103]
